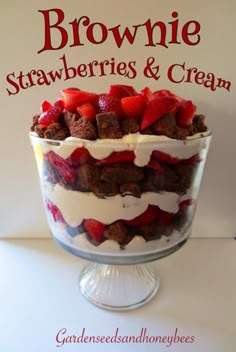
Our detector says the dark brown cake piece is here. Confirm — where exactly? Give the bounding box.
[101,163,144,184]
[93,181,119,198]
[44,123,70,140]
[139,223,163,241]
[120,118,139,135]
[96,112,122,139]
[75,164,100,192]
[70,116,97,140]
[151,113,176,137]
[104,221,134,246]
[61,111,79,128]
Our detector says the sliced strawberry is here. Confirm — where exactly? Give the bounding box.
[151,150,180,165]
[76,102,96,122]
[45,151,77,183]
[108,84,137,98]
[141,86,155,102]
[179,199,193,208]
[96,94,123,118]
[84,219,105,242]
[46,200,64,223]
[60,88,97,112]
[176,100,196,127]
[182,153,201,165]
[147,159,164,173]
[123,205,160,226]
[40,100,52,113]
[96,151,135,166]
[38,102,63,127]
[140,96,179,130]
[121,95,146,119]
[66,147,94,166]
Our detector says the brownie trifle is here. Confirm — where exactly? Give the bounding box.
[30,84,211,255]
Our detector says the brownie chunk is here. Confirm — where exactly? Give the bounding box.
[139,223,164,241]
[104,221,133,246]
[70,116,97,140]
[44,123,70,140]
[96,112,122,139]
[101,163,144,184]
[61,111,79,128]
[151,113,176,137]
[173,163,196,191]
[93,181,119,198]
[142,165,183,193]
[75,164,100,191]
[34,124,46,138]
[121,118,139,135]
[31,114,40,131]
[193,114,208,133]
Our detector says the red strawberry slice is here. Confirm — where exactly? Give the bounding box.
[176,100,196,127]
[96,94,123,118]
[84,219,105,242]
[76,102,96,122]
[38,102,63,127]
[121,95,146,119]
[179,199,193,208]
[182,153,201,165]
[154,89,185,103]
[147,159,164,173]
[151,150,180,165]
[60,88,97,112]
[40,100,52,113]
[96,150,135,166]
[46,200,64,223]
[141,86,155,102]
[66,147,94,166]
[45,151,77,183]
[108,84,137,98]
[140,96,179,130]
[123,205,160,226]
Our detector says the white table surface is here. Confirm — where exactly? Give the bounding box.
[0,238,235,352]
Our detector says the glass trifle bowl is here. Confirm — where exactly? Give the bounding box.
[30,127,211,310]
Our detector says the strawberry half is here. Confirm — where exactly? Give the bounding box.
[45,151,77,183]
[151,150,180,165]
[176,100,196,127]
[95,151,135,166]
[123,205,160,227]
[40,100,52,113]
[141,87,155,102]
[84,219,105,242]
[96,94,123,118]
[66,147,94,166]
[147,159,164,173]
[60,88,97,112]
[108,84,137,98]
[140,96,179,130]
[76,102,96,122]
[121,95,146,119]
[38,101,63,127]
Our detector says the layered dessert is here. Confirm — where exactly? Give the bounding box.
[30,84,211,256]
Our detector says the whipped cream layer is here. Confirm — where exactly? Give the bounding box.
[44,183,182,227]
[32,131,210,167]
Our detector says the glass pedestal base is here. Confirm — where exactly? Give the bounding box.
[79,263,160,311]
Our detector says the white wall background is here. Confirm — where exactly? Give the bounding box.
[0,0,235,238]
